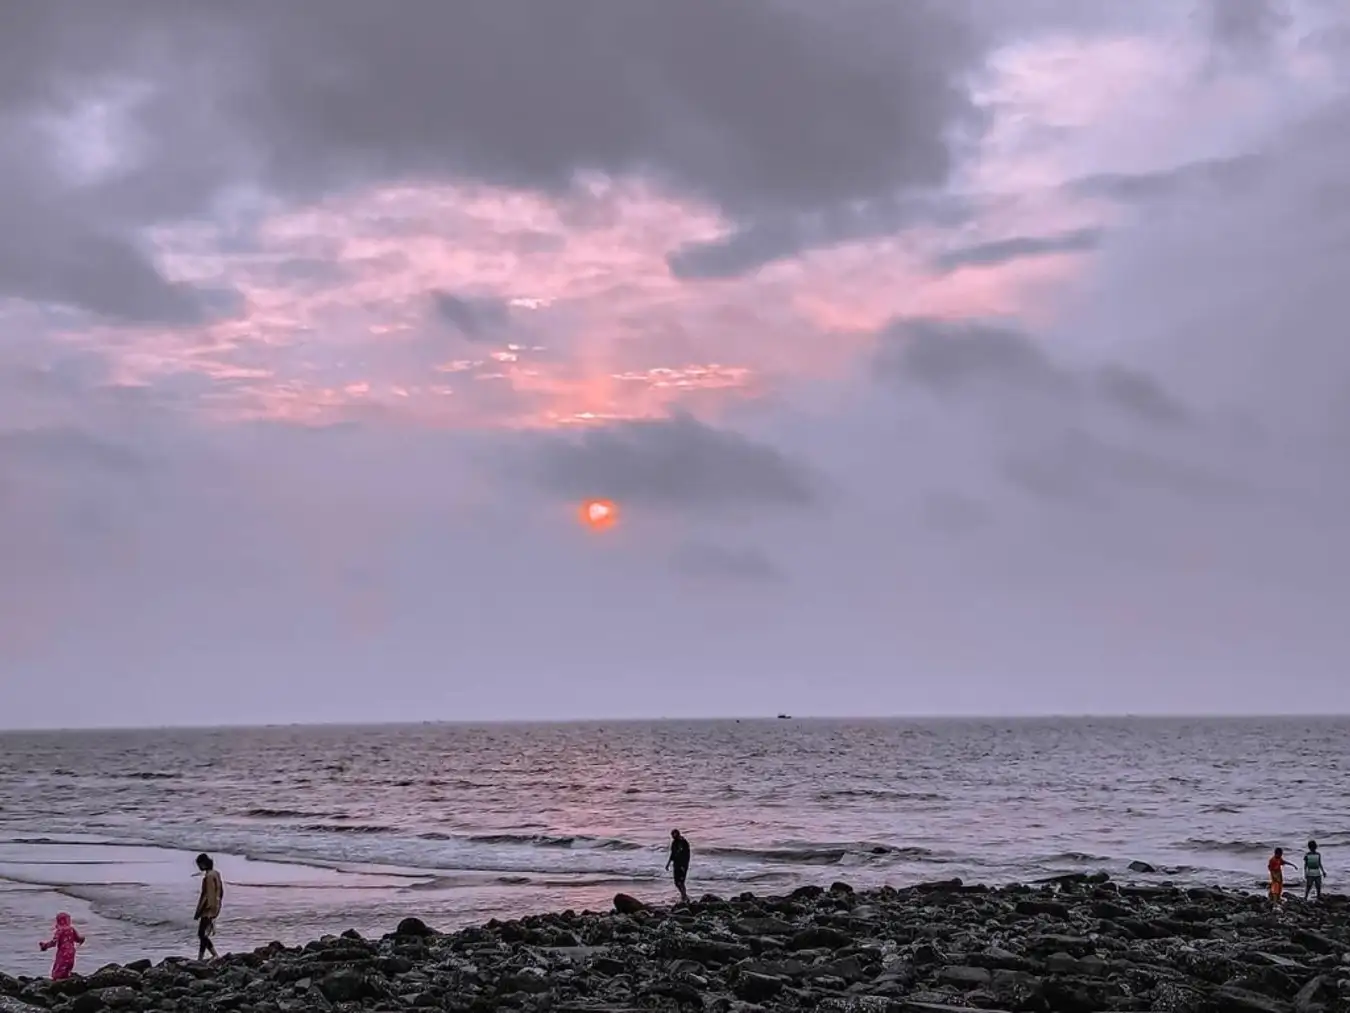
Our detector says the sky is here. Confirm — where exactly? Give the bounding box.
[2,0,1349,728]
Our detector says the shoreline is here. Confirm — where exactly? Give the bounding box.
[0,832,1286,980]
[3,874,1347,1013]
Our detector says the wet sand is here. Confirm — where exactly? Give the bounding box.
[0,836,630,977]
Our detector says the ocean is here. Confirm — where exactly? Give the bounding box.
[2,717,1346,977]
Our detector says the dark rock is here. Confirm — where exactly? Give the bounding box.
[1171,905,1215,922]
[15,878,1341,1013]
[1091,899,1134,919]
[732,916,795,936]
[1212,986,1292,1013]
[732,971,784,1002]
[1156,917,1212,938]
[83,970,142,992]
[95,989,139,1010]
[804,955,866,984]
[1015,899,1069,918]
[912,878,963,893]
[500,971,552,994]
[1290,929,1338,954]
[645,978,704,1005]
[1293,975,1336,1013]
[1026,934,1096,957]
[1115,915,1170,939]
[970,946,1031,972]
[787,926,851,951]
[395,916,436,937]
[591,955,627,976]
[936,965,992,989]
[613,893,646,915]
[1119,884,1173,899]
[1127,860,1157,873]
[912,942,945,966]
[739,958,812,979]
[69,994,108,1013]
[316,969,388,1004]
[1045,951,1079,975]
[669,938,752,966]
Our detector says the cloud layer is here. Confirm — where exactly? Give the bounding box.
[1,1,1348,727]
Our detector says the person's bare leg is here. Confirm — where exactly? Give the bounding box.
[198,922,218,961]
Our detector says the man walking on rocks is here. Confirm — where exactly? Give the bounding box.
[666,829,690,903]
[194,853,224,961]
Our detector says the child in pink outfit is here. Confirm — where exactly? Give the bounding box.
[39,912,85,980]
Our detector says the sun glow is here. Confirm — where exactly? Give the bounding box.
[579,499,618,531]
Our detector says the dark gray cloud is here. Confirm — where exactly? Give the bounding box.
[1094,365,1191,428]
[432,291,511,341]
[671,542,784,582]
[0,139,242,324]
[0,427,146,475]
[0,1,987,320]
[1071,154,1264,204]
[1003,429,1247,507]
[874,319,1193,432]
[527,413,818,509]
[668,194,973,280]
[223,1,980,217]
[0,238,241,326]
[871,317,1214,510]
[875,319,1063,392]
[1204,0,1291,56]
[932,227,1102,273]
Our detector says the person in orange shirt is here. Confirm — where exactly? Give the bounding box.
[1268,847,1295,903]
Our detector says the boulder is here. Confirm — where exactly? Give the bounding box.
[613,893,647,915]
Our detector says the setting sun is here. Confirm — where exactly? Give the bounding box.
[579,498,618,531]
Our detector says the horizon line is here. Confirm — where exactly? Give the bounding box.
[2,711,1346,735]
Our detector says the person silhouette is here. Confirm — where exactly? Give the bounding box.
[666,829,690,903]
[194,853,224,960]
[1304,840,1325,901]
[39,913,85,980]
[1267,847,1295,904]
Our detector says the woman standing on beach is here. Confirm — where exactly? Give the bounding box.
[194,853,224,961]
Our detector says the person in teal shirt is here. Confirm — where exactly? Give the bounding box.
[1304,840,1324,900]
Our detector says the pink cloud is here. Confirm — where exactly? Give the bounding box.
[43,31,1195,431]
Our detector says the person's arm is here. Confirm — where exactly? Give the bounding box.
[1285,859,1297,868]
[194,878,207,918]
[39,937,53,951]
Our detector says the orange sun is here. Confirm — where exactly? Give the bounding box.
[579,498,618,531]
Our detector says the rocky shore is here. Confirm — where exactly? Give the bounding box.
[3,874,1348,1012]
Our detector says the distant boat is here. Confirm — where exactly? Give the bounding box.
[777,713,791,720]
